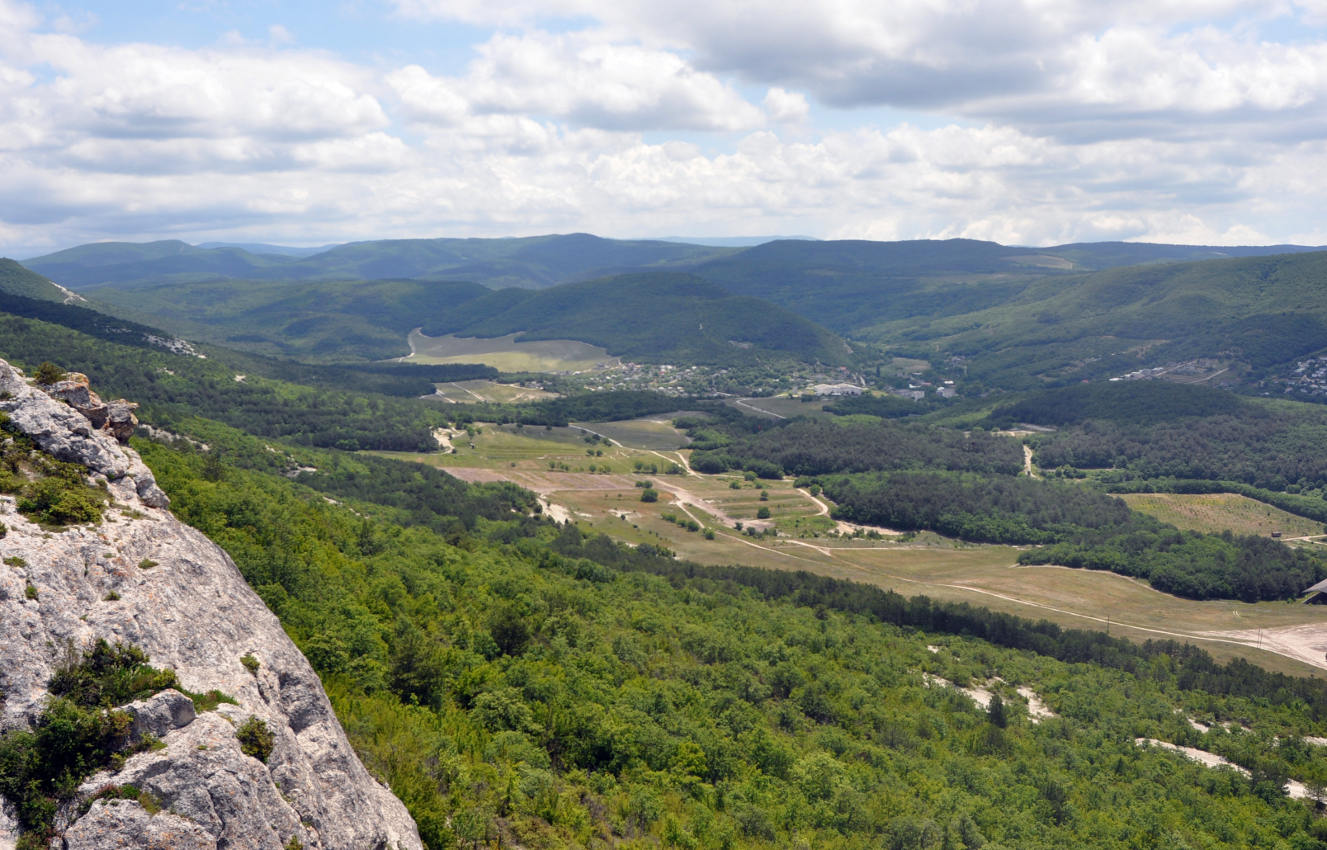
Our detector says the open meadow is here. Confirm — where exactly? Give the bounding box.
[427,379,560,404]
[573,415,694,450]
[405,329,618,372]
[1119,492,1326,538]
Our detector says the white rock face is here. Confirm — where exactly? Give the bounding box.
[0,359,423,850]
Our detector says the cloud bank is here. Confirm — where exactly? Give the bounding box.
[2,0,1326,254]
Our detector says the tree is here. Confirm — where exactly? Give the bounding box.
[640,488,659,503]
[757,506,771,519]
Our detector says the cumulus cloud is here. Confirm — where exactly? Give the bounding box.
[390,0,1327,143]
[763,88,809,124]
[390,32,764,131]
[3,0,1327,255]
[35,41,388,142]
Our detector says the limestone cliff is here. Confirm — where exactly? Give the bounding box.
[0,359,423,850]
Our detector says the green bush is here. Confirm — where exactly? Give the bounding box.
[240,653,260,675]
[17,476,108,526]
[0,641,181,845]
[33,361,66,385]
[235,717,274,762]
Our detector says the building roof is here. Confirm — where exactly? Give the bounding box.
[1303,578,1327,595]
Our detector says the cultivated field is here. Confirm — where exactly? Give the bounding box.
[574,416,692,450]
[1120,492,1326,538]
[405,330,618,372]
[726,396,828,419]
[428,379,560,404]
[376,424,1327,677]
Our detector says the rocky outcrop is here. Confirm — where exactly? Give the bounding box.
[0,359,423,850]
[40,371,142,446]
[62,800,216,850]
[0,365,166,508]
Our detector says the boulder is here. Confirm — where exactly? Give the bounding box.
[123,689,197,742]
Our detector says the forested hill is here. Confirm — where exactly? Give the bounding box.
[29,234,1319,296]
[26,235,1327,387]
[0,258,79,303]
[418,272,856,367]
[75,265,853,367]
[24,234,735,291]
[872,249,1327,389]
[84,276,493,361]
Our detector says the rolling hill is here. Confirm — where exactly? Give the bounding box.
[24,235,1327,387]
[419,272,855,367]
[689,238,1327,335]
[876,250,1327,388]
[85,277,492,361]
[71,262,854,368]
[25,234,736,291]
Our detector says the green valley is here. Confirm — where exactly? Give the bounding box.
[5,234,1327,850]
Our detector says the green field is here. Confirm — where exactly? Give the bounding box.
[1120,492,1326,538]
[574,415,693,450]
[428,379,560,404]
[727,396,828,419]
[406,330,617,372]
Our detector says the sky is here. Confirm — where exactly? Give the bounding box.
[3,0,1327,256]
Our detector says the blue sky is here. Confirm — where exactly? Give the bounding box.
[4,0,1327,255]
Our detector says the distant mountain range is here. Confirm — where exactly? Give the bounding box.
[23,234,737,291]
[10,234,1327,385]
[27,233,1320,295]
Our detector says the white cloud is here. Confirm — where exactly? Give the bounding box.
[388,64,469,124]
[763,87,809,124]
[390,0,1327,143]
[4,0,1327,255]
[391,33,764,131]
[33,40,389,142]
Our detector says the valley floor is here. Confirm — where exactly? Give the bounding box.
[375,422,1327,679]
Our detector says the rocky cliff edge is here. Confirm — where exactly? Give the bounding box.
[0,359,423,850]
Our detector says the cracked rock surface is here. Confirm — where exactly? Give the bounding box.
[0,359,422,850]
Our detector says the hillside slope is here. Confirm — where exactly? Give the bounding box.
[422,272,855,366]
[882,249,1327,387]
[0,258,83,304]
[88,277,492,361]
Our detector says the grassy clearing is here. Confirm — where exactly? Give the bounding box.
[406,330,617,372]
[1119,492,1326,538]
[727,396,828,419]
[429,379,560,404]
[575,417,692,450]
[889,356,932,374]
